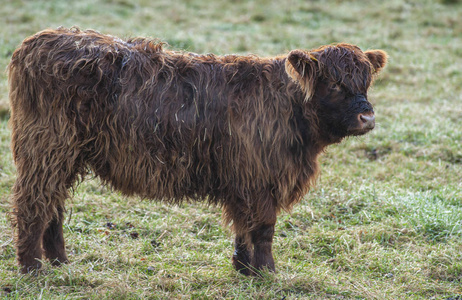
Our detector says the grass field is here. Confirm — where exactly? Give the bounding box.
[1,0,462,298]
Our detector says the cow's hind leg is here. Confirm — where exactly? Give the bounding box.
[13,202,49,273]
[12,161,76,273]
[42,206,69,265]
[11,140,81,273]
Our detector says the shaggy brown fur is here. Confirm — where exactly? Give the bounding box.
[8,27,387,274]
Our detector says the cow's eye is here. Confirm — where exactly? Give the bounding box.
[329,83,342,93]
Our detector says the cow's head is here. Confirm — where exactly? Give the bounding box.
[285,43,387,142]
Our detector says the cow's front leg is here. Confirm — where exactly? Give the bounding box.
[232,233,252,275]
[251,222,276,273]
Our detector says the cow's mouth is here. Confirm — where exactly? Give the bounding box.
[347,112,375,136]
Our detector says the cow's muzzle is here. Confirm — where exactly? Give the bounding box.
[358,112,375,130]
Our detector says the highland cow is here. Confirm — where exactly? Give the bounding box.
[8,27,387,274]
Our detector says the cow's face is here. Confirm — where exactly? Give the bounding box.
[285,44,387,141]
[310,80,376,139]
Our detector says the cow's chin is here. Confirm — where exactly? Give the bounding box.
[347,126,374,136]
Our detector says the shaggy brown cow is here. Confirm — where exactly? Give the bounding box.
[8,27,387,275]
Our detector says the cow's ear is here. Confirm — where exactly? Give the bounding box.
[285,50,318,101]
[365,50,388,74]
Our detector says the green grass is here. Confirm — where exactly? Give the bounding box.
[1,0,462,298]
